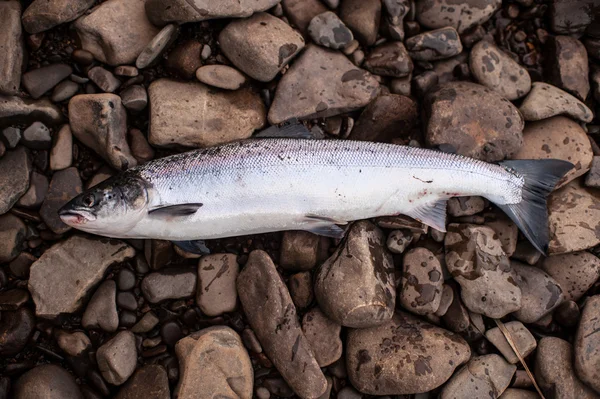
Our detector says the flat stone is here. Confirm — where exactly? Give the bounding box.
[14,365,83,399]
[519,82,593,123]
[282,0,328,32]
[364,42,413,78]
[16,171,46,209]
[82,280,118,332]
[22,0,94,34]
[301,308,342,367]
[196,254,238,316]
[50,125,73,171]
[0,95,63,127]
[545,36,590,100]
[115,365,170,399]
[0,147,31,215]
[28,236,135,318]
[114,66,139,77]
[237,250,327,399]
[269,45,379,124]
[88,67,121,93]
[0,307,34,356]
[407,27,463,61]
[97,331,137,386]
[511,261,564,323]
[339,0,381,46]
[22,64,73,99]
[136,24,179,69]
[74,0,159,66]
[69,94,136,170]
[399,247,444,315]
[512,116,593,188]
[51,80,80,103]
[548,179,600,254]
[145,0,280,25]
[315,221,396,328]
[175,326,253,399]
[141,269,197,303]
[586,157,600,188]
[308,11,354,50]
[22,122,51,150]
[470,40,531,100]
[445,224,522,318]
[164,40,203,80]
[219,12,305,82]
[40,167,82,234]
[56,330,91,357]
[289,271,314,309]
[195,65,247,90]
[120,85,148,113]
[543,252,600,302]
[424,81,524,162]
[574,295,600,393]
[347,311,471,395]
[535,337,600,399]
[440,354,516,399]
[485,321,537,364]
[148,79,265,148]
[0,2,25,95]
[417,0,502,34]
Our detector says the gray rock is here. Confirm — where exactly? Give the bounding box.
[440,354,516,399]
[82,280,118,332]
[289,271,314,309]
[282,0,328,32]
[40,167,82,234]
[1,127,20,148]
[574,295,600,393]
[115,365,170,399]
[0,95,63,127]
[406,27,463,61]
[69,94,137,170]
[447,196,486,217]
[511,262,564,323]
[279,231,327,271]
[28,236,135,318]
[141,269,197,303]
[542,252,600,302]
[315,221,396,328]
[195,65,247,90]
[196,254,239,316]
[417,0,502,34]
[0,307,34,356]
[519,82,593,123]
[470,40,531,100]
[56,330,91,357]
[135,24,179,69]
[445,224,522,318]
[97,331,137,386]
[485,321,537,364]
[175,326,253,399]
[545,36,590,100]
[0,2,24,95]
[51,80,80,103]
[308,11,354,50]
[22,64,73,99]
[148,79,265,148]
[586,156,600,188]
[237,250,327,399]
[301,308,342,367]
[363,42,413,78]
[22,0,95,34]
[14,365,83,399]
[88,67,121,93]
[74,0,159,66]
[347,311,471,395]
[131,311,159,334]
[22,122,51,150]
[535,337,599,399]
[399,247,444,315]
[339,0,381,46]
[219,13,305,82]
[145,0,280,25]
[0,214,26,263]
[424,81,524,162]
[120,85,148,113]
[269,45,379,124]
[0,147,31,215]
[50,125,72,171]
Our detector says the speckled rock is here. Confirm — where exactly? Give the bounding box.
[301,308,342,367]
[346,311,471,395]
[195,65,247,91]
[308,11,354,50]
[445,224,522,318]
[485,321,536,364]
[575,295,600,393]
[586,157,600,188]
[548,179,600,254]
[96,331,137,385]
[545,36,589,100]
[196,254,238,316]
[219,12,305,82]
[386,229,413,254]
[470,40,531,100]
[0,2,24,95]
[363,42,413,78]
[315,221,396,328]
[417,0,502,34]
[399,247,443,315]
[148,79,265,148]
[269,45,379,124]
[406,27,463,61]
[485,215,518,257]
[22,0,95,34]
[0,147,31,215]
[440,354,516,399]
[423,81,524,162]
[511,261,564,323]
[339,0,381,46]
[14,365,83,399]
[512,117,592,188]
[175,326,253,399]
[519,82,593,123]
[542,251,600,302]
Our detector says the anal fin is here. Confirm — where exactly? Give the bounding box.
[172,240,210,255]
[405,199,448,232]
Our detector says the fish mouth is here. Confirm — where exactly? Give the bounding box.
[58,208,97,225]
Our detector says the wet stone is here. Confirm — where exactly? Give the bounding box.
[542,251,600,302]
[339,0,381,46]
[136,24,179,69]
[14,364,83,399]
[120,85,148,113]
[301,308,342,367]
[88,67,121,93]
[417,0,501,34]
[0,2,25,95]
[575,295,600,393]
[485,215,518,257]
[400,247,444,315]
[51,80,80,103]
[97,331,137,386]
[22,122,51,150]
[0,213,26,263]
[40,167,83,234]
[347,311,471,395]
[195,65,247,91]
[82,280,118,332]
[289,271,314,309]
[545,36,590,100]
[363,42,413,78]
[0,307,34,356]
[141,269,197,303]
[308,11,354,50]
[406,27,463,62]
[315,221,396,328]
[520,82,593,123]
[485,321,536,364]
[196,254,239,316]
[115,364,170,399]
[49,125,73,171]
[511,262,564,324]
[22,64,72,99]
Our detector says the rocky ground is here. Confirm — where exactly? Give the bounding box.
[0,0,600,398]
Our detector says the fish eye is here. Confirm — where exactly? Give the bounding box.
[82,194,95,207]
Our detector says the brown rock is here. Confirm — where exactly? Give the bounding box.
[0,2,25,95]
[406,27,463,61]
[301,308,342,367]
[115,365,170,399]
[49,125,73,171]
[339,0,381,46]
[0,213,26,264]
[545,36,590,100]
[363,42,413,78]
[485,321,537,364]
[128,128,154,164]
[141,269,197,303]
[279,231,328,271]
[289,271,314,309]
[519,82,593,123]
[164,40,202,80]
[40,167,83,234]
[196,254,239,316]
[0,307,34,356]
[96,331,137,385]
[0,147,31,215]
[22,0,94,34]
[14,364,83,399]
[0,95,63,127]
[417,0,501,34]
[399,247,444,315]
[542,251,600,301]
[283,0,328,32]
[195,65,247,90]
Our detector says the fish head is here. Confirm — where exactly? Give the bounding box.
[59,173,149,236]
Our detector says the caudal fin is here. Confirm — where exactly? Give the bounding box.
[497,159,573,255]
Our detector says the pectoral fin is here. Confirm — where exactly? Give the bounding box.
[149,203,203,217]
[172,240,210,255]
[302,214,348,239]
[405,199,448,232]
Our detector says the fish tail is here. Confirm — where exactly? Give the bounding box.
[496,159,573,255]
